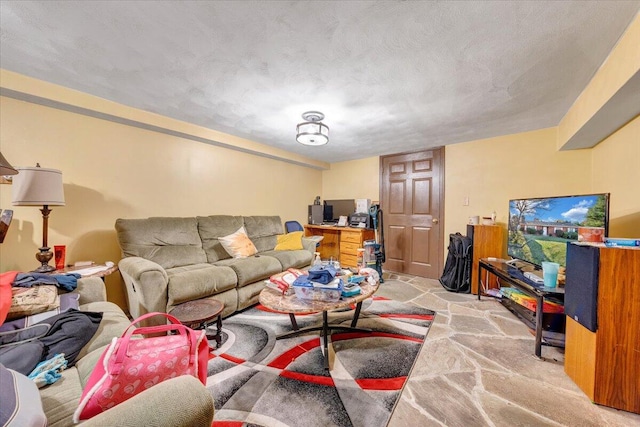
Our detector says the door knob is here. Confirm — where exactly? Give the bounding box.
[432,218,439,224]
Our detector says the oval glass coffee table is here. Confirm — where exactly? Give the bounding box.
[259,280,380,369]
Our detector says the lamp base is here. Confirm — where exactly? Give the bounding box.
[34,247,55,273]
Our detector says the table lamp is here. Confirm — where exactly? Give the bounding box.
[12,164,65,272]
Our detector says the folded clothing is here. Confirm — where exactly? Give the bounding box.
[0,309,103,375]
[0,293,80,332]
[306,264,337,284]
[13,272,81,292]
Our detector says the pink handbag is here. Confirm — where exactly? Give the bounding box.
[73,312,209,422]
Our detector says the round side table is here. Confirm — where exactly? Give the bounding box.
[169,298,224,349]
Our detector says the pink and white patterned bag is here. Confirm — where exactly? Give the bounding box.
[73,312,208,422]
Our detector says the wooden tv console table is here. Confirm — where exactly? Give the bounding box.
[304,225,374,268]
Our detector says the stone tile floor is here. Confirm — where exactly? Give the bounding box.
[377,272,640,427]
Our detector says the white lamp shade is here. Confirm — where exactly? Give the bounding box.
[0,152,18,176]
[12,167,65,206]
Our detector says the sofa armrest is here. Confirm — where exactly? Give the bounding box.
[80,376,214,427]
[74,277,108,304]
[301,236,320,254]
[118,257,170,322]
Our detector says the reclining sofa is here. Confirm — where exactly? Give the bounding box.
[116,215,314,326]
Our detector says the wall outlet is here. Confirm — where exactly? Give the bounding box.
[463,196,469,206]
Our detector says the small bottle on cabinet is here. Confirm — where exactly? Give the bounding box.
[313,252,322,266]
[356,248,365,269]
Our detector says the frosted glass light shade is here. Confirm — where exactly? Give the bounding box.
[296,121,329,146]
[12,167,65,206]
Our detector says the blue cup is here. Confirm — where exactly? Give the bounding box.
[542,262,560,287]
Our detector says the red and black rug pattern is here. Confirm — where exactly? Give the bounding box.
[207,296,435,427]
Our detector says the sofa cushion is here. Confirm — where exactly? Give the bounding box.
[39,365,84,427]
[214,255,281,287]
[261,249,314,270]
[115,217,207,269]
[75,345,110,388]
[166,263,237,307]
[197,215,245,263]
[243,216,282,252]
[218,226,258,258]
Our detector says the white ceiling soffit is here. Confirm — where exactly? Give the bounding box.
[1,1,639,163]
[561,69,640,150]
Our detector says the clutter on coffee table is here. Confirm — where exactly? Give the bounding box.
[258,271,380,369]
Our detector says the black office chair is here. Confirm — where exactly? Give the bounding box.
[284,221,304,233]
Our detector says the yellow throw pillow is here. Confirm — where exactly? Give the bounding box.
[219,226,257,258]
[274,231,304,251]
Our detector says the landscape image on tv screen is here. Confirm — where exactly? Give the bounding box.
[508,194,609,267]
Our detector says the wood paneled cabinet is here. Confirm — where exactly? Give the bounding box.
[565,246,640,414]
[304,225,374,268]
[467,224,505,294]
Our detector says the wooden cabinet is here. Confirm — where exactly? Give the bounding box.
[304,225,374,268]
[565,246,640,414]
[467,224,505,294]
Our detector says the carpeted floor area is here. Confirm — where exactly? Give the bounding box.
[207,292,435,427]
[378,272,640,427]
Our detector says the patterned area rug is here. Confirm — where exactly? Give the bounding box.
[206,296,435,427]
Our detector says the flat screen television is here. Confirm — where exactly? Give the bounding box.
[508,193,610,268]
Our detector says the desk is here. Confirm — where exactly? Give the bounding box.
[477,258,565,357]
[304,225,374,268]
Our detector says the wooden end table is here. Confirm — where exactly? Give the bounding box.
[259,280,380,369]
[169,299,224,349]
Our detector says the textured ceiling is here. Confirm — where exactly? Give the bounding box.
[1,1,638,163]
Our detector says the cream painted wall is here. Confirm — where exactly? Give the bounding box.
[321,157,380,202]
[0,96,322,307]
[591,115,640,237]
[444,127,593,256]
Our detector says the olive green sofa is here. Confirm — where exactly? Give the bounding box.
[115,215,314,326]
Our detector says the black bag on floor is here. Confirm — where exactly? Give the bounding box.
[439,232,472,293]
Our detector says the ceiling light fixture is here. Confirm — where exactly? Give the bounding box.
[296,111,329,146]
